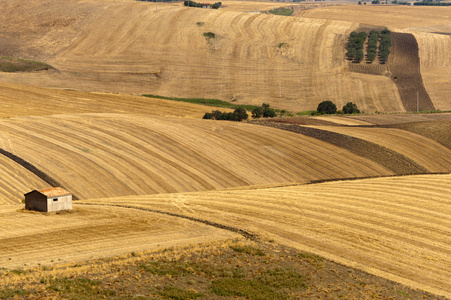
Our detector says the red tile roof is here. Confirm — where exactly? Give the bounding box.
[38,187,71,198]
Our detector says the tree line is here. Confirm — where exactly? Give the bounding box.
[203,104,276,122]
[346,29,391,64]
[184,1,222,8]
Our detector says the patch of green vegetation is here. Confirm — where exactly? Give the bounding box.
[196,21,205,26]
[210,268,305,300]
[211,278,284,299]
[139,261,195,276]
[298,252,323,262]
[9,268,26,275]
[230,245,266,256]
[259,268,307,289]
[47,277,116,299]
[159,286,204,299]
[0,288,30,299]
[264,7,294,16]
[278,42,287,48]
[142,94,260,111]
[0,56,54,73]
[296,110,317,116]
[203,31,215,39]
[397,290,410,297]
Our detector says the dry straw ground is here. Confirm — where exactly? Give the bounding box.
[80,174,451,298]
[0,113,392,204]
[0,0,408,112]
[0,0,450,298]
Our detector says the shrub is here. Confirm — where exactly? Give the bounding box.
[211,2,222,9]
[203,108,248,121]
[342,102,360,114]
[252,103,276,119]
[355,49,364,63]
[317,101,337,114]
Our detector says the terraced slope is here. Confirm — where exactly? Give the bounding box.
[0,113,392,203]
[0,0,404,113]
[307,125,451,173]
[82,174,451,298]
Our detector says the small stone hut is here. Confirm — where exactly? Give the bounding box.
[24,187,72,212]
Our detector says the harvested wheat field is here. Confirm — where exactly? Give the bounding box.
[300,5,451,111]
[0,204,240,269]
[0,0,407,113]
[307,125,451,173]
[0,81,211,119]
[0,113,393,204]
[81,174,451,298]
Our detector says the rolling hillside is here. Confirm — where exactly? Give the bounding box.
[75,173,450,298]
[0,113,393,204]
[0,0,406,112]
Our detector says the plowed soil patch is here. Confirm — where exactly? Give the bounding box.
[252,120,428,175]
[308,125,451,173]
[83,174,451,298]
[391,120,451,149]
[390,32,434,111]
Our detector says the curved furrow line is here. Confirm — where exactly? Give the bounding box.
[0,123,136,198]
[168,193,451,253]
[71,121,234,191]
[88,119,252,189]
[31,120,186,194]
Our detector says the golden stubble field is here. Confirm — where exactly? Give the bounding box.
[0,0,404,112]
[72,173,448,298]
[1,174,450,297]
[0,113,393,204]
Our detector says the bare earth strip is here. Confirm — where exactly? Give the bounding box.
[82,174,451,298]
[0,113,392,203]
[307,125,451,173]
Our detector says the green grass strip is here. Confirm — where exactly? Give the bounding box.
[142,94,260,111]
[0,56,54,73]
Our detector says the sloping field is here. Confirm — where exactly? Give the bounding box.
[0,0,405,113]
[415,32,451,111]
[307,125,451,173]
[300,5,451,33]
[341,112,451,125]
[0,204,240,269]
[301,5,451,111]
[0,156,47,205]
[392,120,451,149]
[0,113,392,204]
[0,81,210,119]
[81,174,451,298]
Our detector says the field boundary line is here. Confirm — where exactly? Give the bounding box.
[0,148,79,199]
[76,203,258,241]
